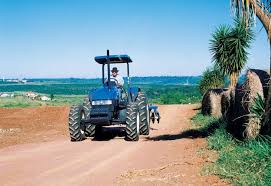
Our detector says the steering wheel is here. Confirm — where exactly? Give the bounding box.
[110,77,119,86]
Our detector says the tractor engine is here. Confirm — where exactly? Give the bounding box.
[89,85,120,125]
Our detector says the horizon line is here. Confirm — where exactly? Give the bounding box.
[1,75,204,80]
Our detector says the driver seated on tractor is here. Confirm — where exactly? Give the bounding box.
[105,67,126,103]
[106,67,124,87]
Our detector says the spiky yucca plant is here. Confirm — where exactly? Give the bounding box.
[231,1,271,36]
[210,19,254,87]
[251,93,265,121]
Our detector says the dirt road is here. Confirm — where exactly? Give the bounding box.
[0,105,226,186]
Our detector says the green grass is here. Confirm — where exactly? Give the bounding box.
[145,85,201,104]
[46,95,85,106]
[0,97,42,108]
[0,83,201,107]
[0,77,202,107]
[192,113,271,185]
[0,95,85,108]
[0,81,202,105]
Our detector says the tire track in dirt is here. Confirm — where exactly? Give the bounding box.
[0,104,227,186]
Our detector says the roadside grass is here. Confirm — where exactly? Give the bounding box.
[192,113,271,185]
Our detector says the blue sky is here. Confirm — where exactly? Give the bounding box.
[0,0,269,78]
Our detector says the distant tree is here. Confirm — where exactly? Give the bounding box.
[210,19,254,87]
[50,94,54,100]
[199,67,225,95]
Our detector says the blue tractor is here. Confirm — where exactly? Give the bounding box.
[68,50,160,141]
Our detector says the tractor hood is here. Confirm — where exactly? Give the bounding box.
[90,86,119,101]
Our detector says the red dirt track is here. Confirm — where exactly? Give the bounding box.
[0,105,227,186]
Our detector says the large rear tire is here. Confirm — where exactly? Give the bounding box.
[137,93,150,135]
[83,97,95,137]
[68,105,86,141]
[125,102,140,141]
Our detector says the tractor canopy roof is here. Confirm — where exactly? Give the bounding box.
[95,54,132,64]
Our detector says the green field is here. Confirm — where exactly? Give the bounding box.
[0,95,85,108]
[0,77,201,108]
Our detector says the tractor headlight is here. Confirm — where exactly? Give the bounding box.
[92,100,112,105]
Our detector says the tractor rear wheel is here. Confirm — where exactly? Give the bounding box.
[125,102,140,141]
[83,97,95,137]
[137,93,150,135]
[68,105,86,141]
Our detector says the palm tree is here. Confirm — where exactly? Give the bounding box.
[210,19,253,87]
[231,1,271,70]
[231,0,271,133]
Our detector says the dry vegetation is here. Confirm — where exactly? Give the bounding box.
[201,88,226,118]
[202,69,269,140]
[199,68,271,184]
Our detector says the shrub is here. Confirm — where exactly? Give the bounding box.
[199,67,225,95]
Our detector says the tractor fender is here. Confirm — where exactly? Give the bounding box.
[128,87,141,102]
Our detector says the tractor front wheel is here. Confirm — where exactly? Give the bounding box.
[137,93,150,135]
[68,105,86,141]
[125,102,140,141]
[83,97,95,137]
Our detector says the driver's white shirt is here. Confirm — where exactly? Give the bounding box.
[110,74,124,87]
